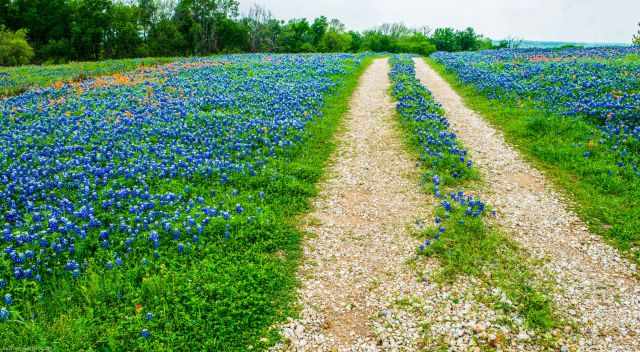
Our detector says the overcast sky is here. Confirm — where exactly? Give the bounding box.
[238,0,640,43]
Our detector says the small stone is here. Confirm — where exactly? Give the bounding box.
[473,323,486,333]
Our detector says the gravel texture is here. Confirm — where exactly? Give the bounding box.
[273,58,541,352]
[414,57,640,352]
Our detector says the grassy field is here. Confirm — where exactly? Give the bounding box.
[0,57,175,96]
[0,54,372,350]
[428,48,640,264]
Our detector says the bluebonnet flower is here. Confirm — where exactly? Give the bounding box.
[141,329,150,338]
[0,307,9,321]
[3,294,11,305]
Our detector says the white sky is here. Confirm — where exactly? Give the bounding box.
[238,0,640,43]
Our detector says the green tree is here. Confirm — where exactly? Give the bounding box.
[0,25,34,65]
[138,0,158,40]
[317,18,351,52]
[243,4,280,52]
[278,19,313,52]
[147,18,187,56]
[348,30,363,51]
[361,30,393,52]
[396,33,436,55]
[310,16,328,46]
[633,22,640,46]
[216,16,248,52]
[180,0,239,54]
[9,0,71,51]
[174,0,198,54]
[431,27,458,51]
[104,3,142,58]
[69,0,113,60]
[0,0,11,27]
[430,27,490,52]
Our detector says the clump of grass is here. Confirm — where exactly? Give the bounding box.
[421,204,556,331]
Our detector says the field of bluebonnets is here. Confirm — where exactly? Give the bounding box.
[0,53,368,350]
[431,47,640,261]
[0,57,175,97]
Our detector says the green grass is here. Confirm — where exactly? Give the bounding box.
[0,57,374,351]
[427,57,640,264]
[0,57,175,96]
[420,206,557,333]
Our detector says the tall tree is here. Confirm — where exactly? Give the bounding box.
[0,0,11,27]
[10,0,71,49]
[147,18,187,56]
[278,18,313,52]
[105,3,142,58]
[181,0,239,54]
[310,16,328,46]
[634,22,640,46]
[431,27,458,51]
[138,0,158,40]
[244,4,278,52]
[70,0,113,60]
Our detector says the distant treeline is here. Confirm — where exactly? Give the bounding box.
[0,0,502,65]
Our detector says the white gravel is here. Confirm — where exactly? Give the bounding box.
[414,57,640,352]
[272,58,542,352]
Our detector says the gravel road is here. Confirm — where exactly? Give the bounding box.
[273,58,543,352]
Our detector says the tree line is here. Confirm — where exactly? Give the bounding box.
[0,0,497,65]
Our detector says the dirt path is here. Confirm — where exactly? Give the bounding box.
[274,58,544,352]
[275,57,433,351]
[414,57,640,351]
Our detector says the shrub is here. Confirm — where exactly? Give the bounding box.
[38,39,73,64]
[396,34,437,56]
[0,26,34,66]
